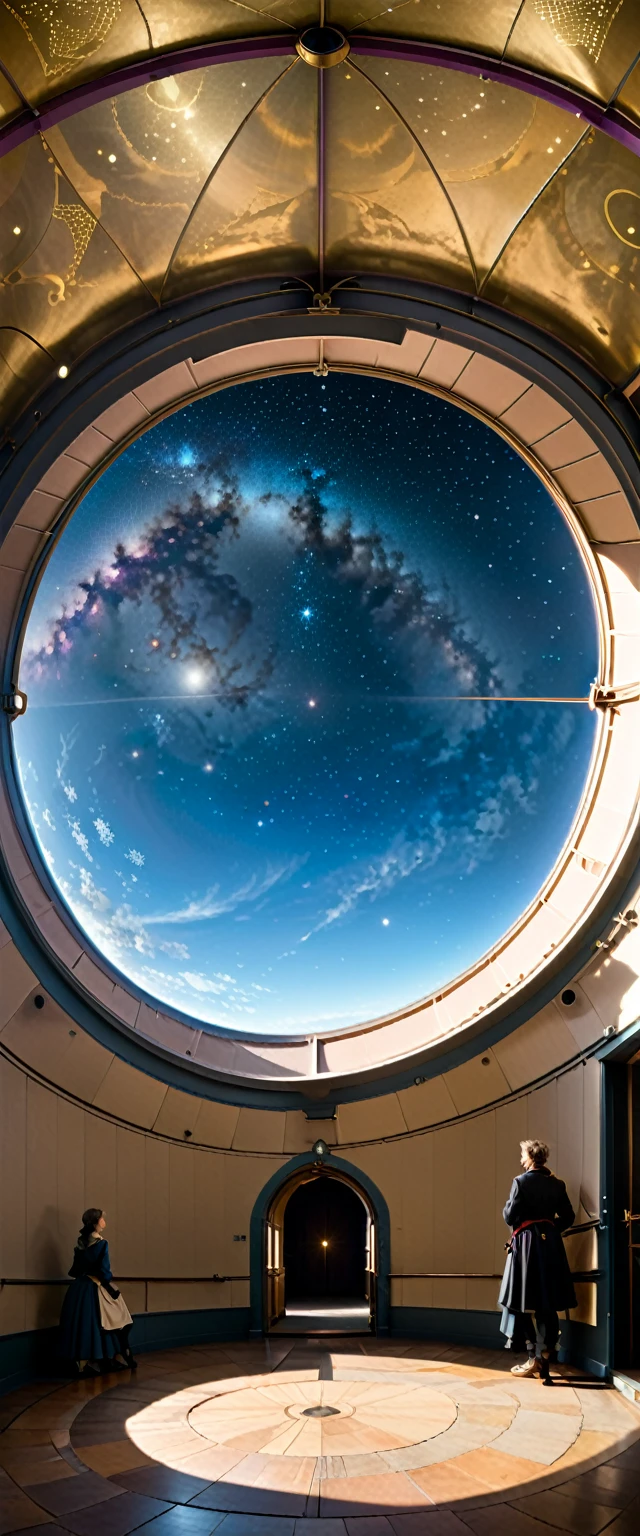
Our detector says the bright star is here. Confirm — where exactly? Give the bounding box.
[308,699,316,708]
[382,917,390,926]
[185,666,205,690]
[301,607,312,619]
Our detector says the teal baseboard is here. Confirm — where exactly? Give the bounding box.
[0,1306,251,1396]
[389,1306,608,1377]
[0,1304,608,1397]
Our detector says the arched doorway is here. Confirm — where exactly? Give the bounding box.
[275,1174,370,1333]
[250,1153,390,1337]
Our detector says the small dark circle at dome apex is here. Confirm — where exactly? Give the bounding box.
[561,988,576,1006]
[34,994,45,1009]
[299,26,346,54]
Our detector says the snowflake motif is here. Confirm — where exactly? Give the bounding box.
[94,817,114,847]
[63,783,77,803]
[126,848,145,868]
[69,820,91,860]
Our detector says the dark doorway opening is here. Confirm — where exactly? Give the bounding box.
[266,1171,373,1334]
[606,1059,640,1374]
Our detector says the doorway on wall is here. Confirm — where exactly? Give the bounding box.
[606,1055,640,1376]
[265,1170,374,1334]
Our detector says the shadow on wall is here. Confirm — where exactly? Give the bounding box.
[31,1207,66,1329]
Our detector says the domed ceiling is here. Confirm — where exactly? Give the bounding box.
[14,373,597,1033]
[1,0,640,432]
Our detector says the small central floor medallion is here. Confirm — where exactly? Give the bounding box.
[302,1404,340,1418]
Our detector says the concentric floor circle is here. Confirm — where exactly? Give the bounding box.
[187,1373,458,1456]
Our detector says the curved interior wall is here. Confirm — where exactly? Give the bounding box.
[4,887,640,1387]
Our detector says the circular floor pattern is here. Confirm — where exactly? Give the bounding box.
[2,1340,640,1534]
[186,1373,458,1456]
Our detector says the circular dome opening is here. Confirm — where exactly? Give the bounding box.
[296,27,350,67]
[13,372,598,1036]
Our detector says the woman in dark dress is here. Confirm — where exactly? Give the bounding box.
[59,1208,136,1376]
[499,1139,576,1383]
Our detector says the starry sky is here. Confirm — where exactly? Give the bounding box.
[15,374,598,1035]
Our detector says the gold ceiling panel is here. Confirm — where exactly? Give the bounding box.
[334,0,522,59]
[0,135,153,419]
[0,64,20,126]
[617,57,640,126]
[0,1,151,107]
[485,127,640,383]
[140,0,315,50]
[43,58,290,301]
[164,59,318,299]
[357,57,587,284]
[325,61,475,288]
[504,0,639,106]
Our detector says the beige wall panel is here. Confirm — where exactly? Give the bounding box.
[555,454,620,502]
[443,1048,510,1114]
[454,354,528,415]
[283,1112,337,1153]
[144,1137,170,1275]
[580,948,640,1031]
[557,1065,583,1217]
[92,1057,167,1128]
[232,1108,286,1154]
[432,1277,466,1310]
[501,386,569,444]
[432,1124,465,1275]
[192,1099,240,1150]
[578,492,638,542]
[231,1280,250,1309]
[56,1097,85,1264]
[50,1029,113,1104]
[119,1281,145,1316]
[193,1150,226,1274]
[67,425,114,468]
[556,982,604,1052]
[494,1097,524,1271]
[463,1113,496,1277]
[0,1057,27,1277]
[94,393,150,440]
[400,1133,434,1275]
[466,1278,500,1311]
[133,362,194,413]
[0,1283,27,1335]
[525,1079,558,1166]
[0,945,37,1026]
[396,1074,458,1131]
[401,1278,434,1309]
[534,419,596,470]
[84,1113,118,1252]
[37,908,83,970]
[222,1153,280,1246]
[152,1087,203,1141]
[581,1056,601,1218]
[169,1145,196,1278]
[336,1093,407,1144]
[116,1127,146,1276]
[492,1006,577,1091]
[419,340,472,388]
[1,995,79,1083]
[346,1140,405,1267]
[26,1080,61,1279]
[23,1282,62,1332]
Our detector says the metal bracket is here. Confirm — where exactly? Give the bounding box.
[589,681,640,712]
[1,690,27,720]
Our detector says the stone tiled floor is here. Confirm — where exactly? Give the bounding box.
[1,1339,640,1535]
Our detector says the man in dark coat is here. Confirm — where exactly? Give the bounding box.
[499,1138,576,1382]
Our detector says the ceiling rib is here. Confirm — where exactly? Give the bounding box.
[1,33,640,161]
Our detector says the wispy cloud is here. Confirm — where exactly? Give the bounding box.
[144,855,307,926]
[308,827,446,937]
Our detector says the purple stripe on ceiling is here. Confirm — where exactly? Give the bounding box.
[0,31,639,159]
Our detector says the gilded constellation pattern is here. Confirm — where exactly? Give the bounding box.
[533,0,624,62]
[3,0,123,79]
